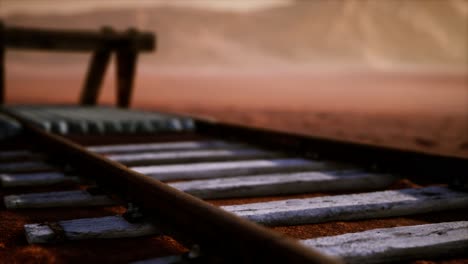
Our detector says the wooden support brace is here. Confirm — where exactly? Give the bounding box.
[116,28,138,108]
[80,27,114,106]
[0,22,155,106]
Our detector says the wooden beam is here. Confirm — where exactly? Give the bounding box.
[4,190,116,209]
[107,148,280,166]
[131,158,340,181]
[80,27,114,105]
[88,140,245,154]
[1,23,156,105]
[170,170,396,199]
[0,171,78,187]
[0,160,55,173]
[222,186,468,226]
[303,221,468,263]
[0,150,38,161]
[4,26,155,52]
[25,216,159,244]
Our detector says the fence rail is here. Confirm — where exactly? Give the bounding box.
[0,22,156,107]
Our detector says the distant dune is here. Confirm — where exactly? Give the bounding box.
[2,0,467,71]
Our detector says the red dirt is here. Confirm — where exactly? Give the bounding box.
[5,69,468,158]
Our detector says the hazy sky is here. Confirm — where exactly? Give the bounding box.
[0,0,294,16]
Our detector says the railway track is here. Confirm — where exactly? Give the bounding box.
[1,106,467,263]
[1,23,467,263]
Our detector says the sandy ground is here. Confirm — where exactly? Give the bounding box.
[4,66,468,158]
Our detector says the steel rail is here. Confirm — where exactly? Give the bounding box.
[2,110,340,264]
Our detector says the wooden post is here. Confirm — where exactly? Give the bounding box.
[0,22,5,104]
[79,27,113,105]
[1,23,155,106]
[116,28,138,108]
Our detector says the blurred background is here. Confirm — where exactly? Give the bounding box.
[1,0,467,157]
